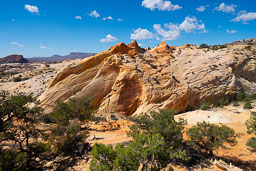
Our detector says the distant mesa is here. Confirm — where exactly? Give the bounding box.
[0,54,28,64]
[28,52,96,63]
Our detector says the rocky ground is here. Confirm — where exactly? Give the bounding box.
[0,59,83,97]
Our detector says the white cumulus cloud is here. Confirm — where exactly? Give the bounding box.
[153,23,180,41]
[142,0,182,11]
[153,16,207,41]
[179,16,206,33]
[232,12,256,22]
[75,16,82,20]
[11,42,24,47]
[117,18,123,22]
[103,16,114,20]
[215,3,236,14]
[100,34,118,42]
[25,5,39,13]
[89,10,100,18]
[196,5,209,12]
[130,28,154,40]
[226,29,237,34]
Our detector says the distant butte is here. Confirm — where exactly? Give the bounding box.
[0,54,28,64]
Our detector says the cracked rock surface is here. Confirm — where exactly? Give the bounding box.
[39,41,256,116]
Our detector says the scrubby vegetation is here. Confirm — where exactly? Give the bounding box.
[90,110,189,170]
[48,97,94,125]
[0,91,94,170]
[186,121,239,156]
[200,102,211,110]
[0,89,254,170]
[0,91,49,170]
[246,112,256,150]
[244,101,253,109]
[199,43,227,50]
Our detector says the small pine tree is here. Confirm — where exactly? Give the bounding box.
[246,113,256,150]
[49,97,94,126]
[244,101,253,109]
[186,121,239,156]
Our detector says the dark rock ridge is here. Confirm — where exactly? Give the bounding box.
[0,54,28,64]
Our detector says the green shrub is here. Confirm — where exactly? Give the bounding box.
[12,76,22,82]
[199,43,209,49]
[233,101,239,106]
[50,97,94,126]
[211,45,227,50]
[49,120,88,156]
[186,121,239,156]
[247,42,254,45]
[40,114,53,124]
[244,101,253,109]
[246,137,256,150]
[245,46,252,51]
[200,103,211,110]
[236,91,246,101]
[213,98,230,107]
[246,114,256,135]
[246,114,256,151]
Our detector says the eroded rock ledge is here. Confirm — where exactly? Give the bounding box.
[39,40,256,116]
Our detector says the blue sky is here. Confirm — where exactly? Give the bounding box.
[0,0,256,58]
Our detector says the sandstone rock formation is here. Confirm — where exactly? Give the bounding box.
[39,40,256,115]
[0,54,28,64]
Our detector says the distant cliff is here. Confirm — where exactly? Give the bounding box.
[0,54,28,64]
[28,52,96,63]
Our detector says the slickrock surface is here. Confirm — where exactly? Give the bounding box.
[39,41,256,115]
[0,59,82,97]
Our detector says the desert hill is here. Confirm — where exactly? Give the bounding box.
[227,37,256,45]
[28,52,96,63]
[0,54,28,64]
[39,40,256,115]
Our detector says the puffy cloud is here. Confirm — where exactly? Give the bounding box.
[179,16,206,33]
[232,12,256,22]
[226,29,237,34]
[215,3,236,14]
[117,18,123,22]
[11,42,24,47]
[75,16,82,20]
[103,16,114,20]
[100,34,118,42]
[153,23,180,41]
[196,5,209,12]
[24,5,39,13]
[153,16,207,41]
[130,28,154,40]
[89,10,100,18]
[142,0,182,11]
